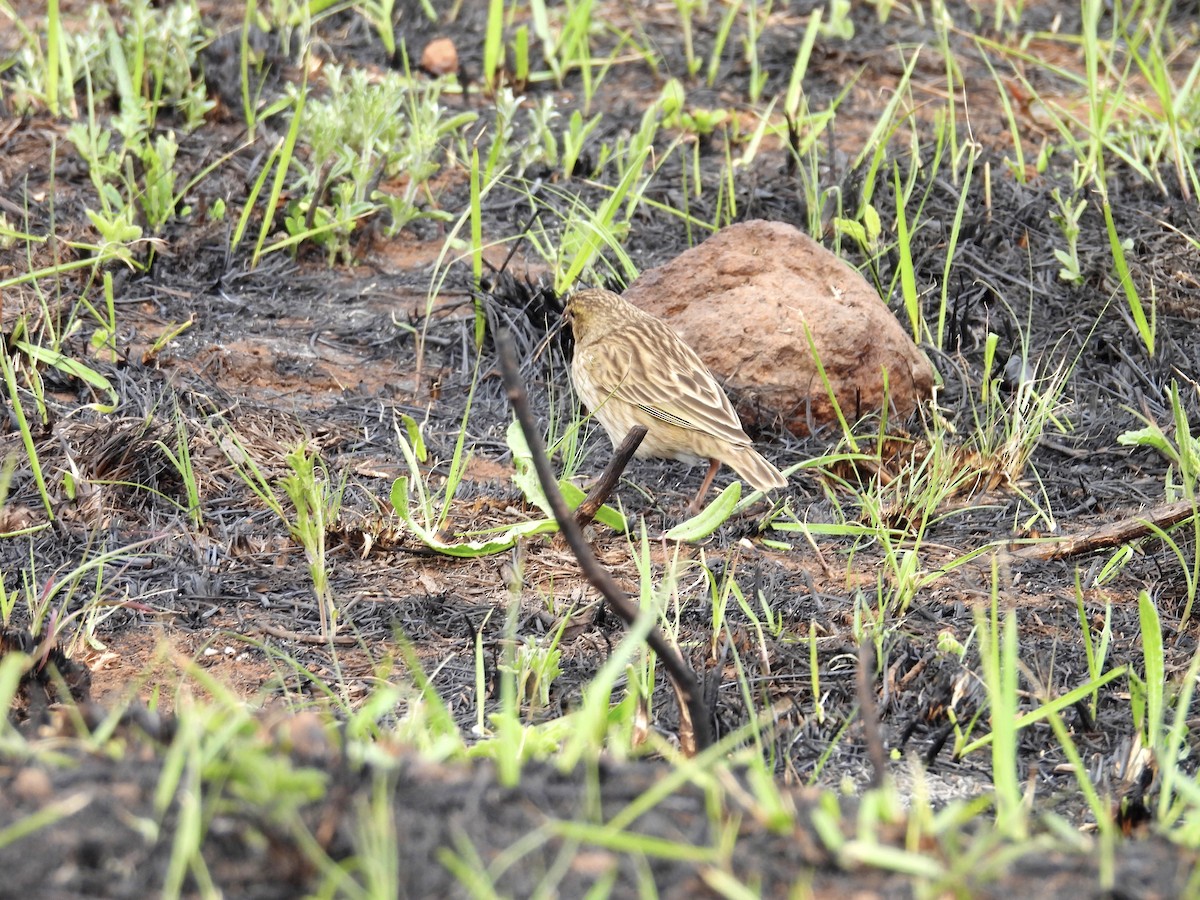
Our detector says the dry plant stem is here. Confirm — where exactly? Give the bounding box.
[259,622,358,646]
[857,641,888,790]
[1011,499,1196,560]
[496,328,714,751]
[574,424,647,528]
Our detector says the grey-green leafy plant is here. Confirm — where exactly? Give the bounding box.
[1117,380,1200,623]
[4,0,212,125]
[221,433,345,636]
[1,0,79,116]
[1049,187,1086,284]
[279,444,346,637]
[63,6,204,255]
[283,64,476,264]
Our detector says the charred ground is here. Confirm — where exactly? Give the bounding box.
[2,1,1200,896]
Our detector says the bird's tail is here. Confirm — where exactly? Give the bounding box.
[724,447,788,492]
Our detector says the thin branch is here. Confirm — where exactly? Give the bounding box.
[1011,499,1196,560]
[857,640,887,790]
[496,328,713,751]
[575,424,646,529]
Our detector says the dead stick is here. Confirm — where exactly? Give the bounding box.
[857,641,887,790]
[259,622,358,646]
[575,425,647,529]
[496,328,713,751]
[1011,499,1197,561]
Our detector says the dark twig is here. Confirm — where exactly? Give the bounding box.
[857,641,887,790]
[574,425,647,529]
[497,202,543,275]
[496,328,713,751]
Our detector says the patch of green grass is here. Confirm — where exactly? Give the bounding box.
[977,0,1200,197]
[282,62,477,265]
[4,0,212,124]
[220,431,345,637]
[1118,380,1200,623]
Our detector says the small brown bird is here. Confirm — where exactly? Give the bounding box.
[564,288,787,510]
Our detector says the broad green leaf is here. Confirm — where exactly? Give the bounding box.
[558,480,626,532]
[400,413,427,462]
[508,419,626,531]
[391,475,556,557]
[665,481,741,542]
[15,341,118,412]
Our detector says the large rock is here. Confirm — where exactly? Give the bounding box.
[623,220,934,435]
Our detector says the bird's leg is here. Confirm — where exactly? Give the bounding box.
[688,459,721,514]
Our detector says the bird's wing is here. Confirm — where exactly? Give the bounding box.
[595,325,751,447]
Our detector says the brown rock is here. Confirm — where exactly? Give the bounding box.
[421,38,458,76]
[622,220,934,435]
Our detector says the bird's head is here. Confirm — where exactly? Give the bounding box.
[563,288,627,342]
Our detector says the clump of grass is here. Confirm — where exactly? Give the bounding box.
[282,63,477,265]
[976,0,1200,198]
[1118,380,1200,624]
[221,433,345,637]
[9,0,214,257]
[4,0,212,125]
